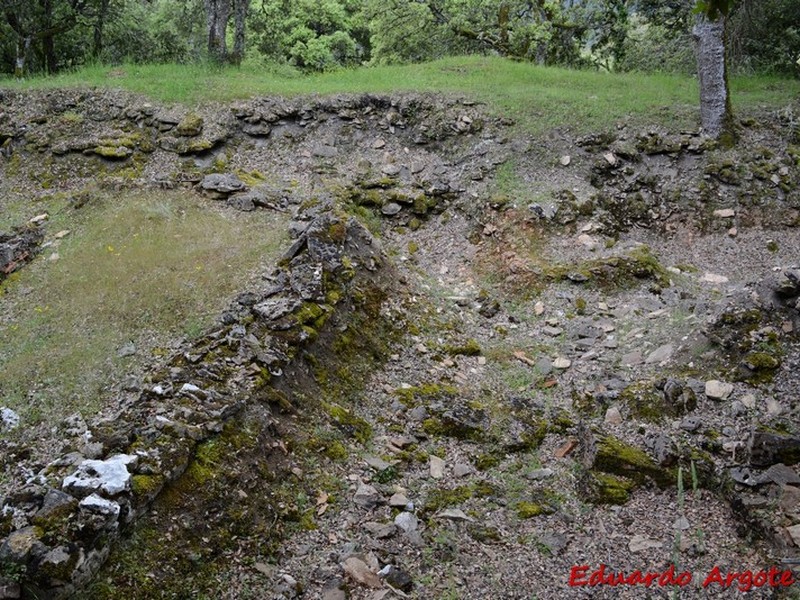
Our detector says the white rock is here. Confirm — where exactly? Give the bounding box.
[54,230,71,239]
[29,213,48,224]
[702,273,729,284]
[63,454,137,496]
[603,152,617,166]
[394,511,418,533]
[705,380,734,400]
[741,394,757,409]
[766,399,783,416]
[1,407,20,430]
[429,455,445,479]
[553,357,571,369]
[604,406,623,425]
[534,302,545,316]
[628,535,663,552]
[713,208,735,218]
[79,493,121,516]
[560,155,571,166]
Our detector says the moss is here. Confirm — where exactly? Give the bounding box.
[92,145,132,159]
[407,240,419,254]
[443,339,482,356]
[587,472,635,505]
[468,524,502,542]
[408,217,422,230]
[620,381,670,423]
[575,297,587,314]
[130,474,165,501]
[592,434,675,487]
[474,453,502,471]
[766,239,779,253]
[235,170,266,186]
[325,403,372,444]
[515,501,554,519]
[412,194,437,215]
[176,113,204,137]
[424,486,474,513]
[261,387,293,412]
[327,221,347,243]
[393,383,458,407]
[295,302,325,325]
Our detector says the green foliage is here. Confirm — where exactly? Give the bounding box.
[250,0,368,71]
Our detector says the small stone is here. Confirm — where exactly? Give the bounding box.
[787,524,800,548]
[477,356,487,365]
[382,565,413,593]
[629,535,663,552]
[766,399,783,416]
[728,227,738,238]
[553,357,571,370]
[394,511,418,534]
[526,468,554,481]
[604,406,623,425]
[54,230,70,239]
[365,456,393,471]
[780,485,800,516]
[117,341,136,357]
[1,407,20,431]
[381,164,401,176]
[535,357,553,376]
[353,483,382,509]
[429,455,445,479]
[436,508,474,522]
[79,494,121,516]
[560,155,571,166]
[29,213,48,224]
[679,417,703,432]
[454,463,472,477]
[543,326,563,337]
[381,202,402,216]
[372,139,386,149]
[363,522,396,539]
[673,516,690,531]
[713,208,735,218]
[603,152,617,166]
[741,394,756,409]
[534,301,545,316]
[48,252,60,262]
[705,380,733,400]
[702,273,729,284]
[342,557,382,588]
[389,493,409,508]
[621,351,643,366]
[645,344,673,364]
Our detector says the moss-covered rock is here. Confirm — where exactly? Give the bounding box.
[176,113,204,137]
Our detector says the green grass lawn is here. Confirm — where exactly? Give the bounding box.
[2,56,797,133]
[0,191,287,426]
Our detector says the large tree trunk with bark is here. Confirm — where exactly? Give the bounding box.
[693,14,735,143]
[231,0,249,65]
[204,0,231,63]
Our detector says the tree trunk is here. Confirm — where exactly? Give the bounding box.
[693,14,735,143]
[93,0,110,58]
[204,0,231,63]
[231,0,249,65]
[14,36,31,78]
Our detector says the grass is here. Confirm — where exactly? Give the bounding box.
[0,190,287,428]
[2,56,798,134]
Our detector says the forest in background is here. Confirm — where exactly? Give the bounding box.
[1,0,799,79]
